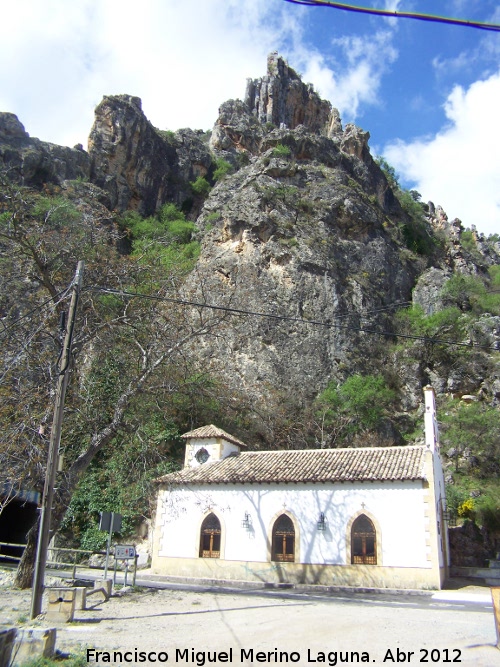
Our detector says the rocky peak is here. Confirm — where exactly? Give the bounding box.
[0,112,90,187]
[211,53,346,158]
[0,113,30,141]
[88,95,213,215]
[244,52,335,136]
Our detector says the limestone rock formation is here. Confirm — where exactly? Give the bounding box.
[1,52,499,424]
[245,52,334,135]
[187,125,420,405]
[88,95,213,215]
[0,112,90,186]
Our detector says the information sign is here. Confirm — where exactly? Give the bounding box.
[115,545,136,560]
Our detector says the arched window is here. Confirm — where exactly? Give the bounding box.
[351,514,377,565]
[199,513,221,558]
[271,514,295,562]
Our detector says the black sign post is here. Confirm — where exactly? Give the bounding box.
[99,512,122,579]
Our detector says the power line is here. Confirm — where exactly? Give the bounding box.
[283,0,500,32]
[0,288,71,340]
[86,286,499,352]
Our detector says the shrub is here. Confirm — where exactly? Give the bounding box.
[395,304,464,339]
[272,143,291,158]
[237,152,251,168]
[206,211,221,223]
[156,129,176,143]
[191,176,211,197]
[316,373,396,438]
[159,203,185,223]
[457,498,475,519]
[375,156,399,190]
[460,229,476,253]
[446,485,468,517]
[213,158,233,181]
[476,495,500,533]
[441,400,500,477]
[441,273,500,316]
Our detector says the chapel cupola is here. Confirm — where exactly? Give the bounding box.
[181,425,247,468]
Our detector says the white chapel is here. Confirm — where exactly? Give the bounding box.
[151,386,449,590]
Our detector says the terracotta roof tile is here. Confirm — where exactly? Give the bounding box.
[180,424,247,448]
[157,445,427,485]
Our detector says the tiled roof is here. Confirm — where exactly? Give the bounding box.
[157,445,427,485]
[181,424,248,448]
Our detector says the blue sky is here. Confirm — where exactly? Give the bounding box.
[1,0,499,236]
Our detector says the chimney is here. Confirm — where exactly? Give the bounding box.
[423,386,439,452]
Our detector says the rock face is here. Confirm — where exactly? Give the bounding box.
[187,127,419,406]
[1,52,499,421]
[88,95,213,216]
[245,52,334,135]
[0,112,90,186]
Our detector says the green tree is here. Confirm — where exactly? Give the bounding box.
[315,374,396,446]
[376,156,435,256]
[191,176,211,197]
[213,158,233,182]
[271,144,291,158]
[441,399,500,477]
[0,176,228,586]
[375,156,399,190]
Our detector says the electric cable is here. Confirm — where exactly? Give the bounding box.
[85,286,499,352]
[0,288,70,340]
[282,0,500,32]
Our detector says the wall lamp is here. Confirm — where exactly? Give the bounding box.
[242,512,252,530]
[442,508,456,527]
[317,512,327,531]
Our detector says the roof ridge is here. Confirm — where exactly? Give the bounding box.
[240,444,426,455]
[180,424,247,448]
[157,444,427,485]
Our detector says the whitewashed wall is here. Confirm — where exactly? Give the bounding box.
[156,480,429,568]
[183,437,241,468]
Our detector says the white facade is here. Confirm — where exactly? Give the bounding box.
[157,481,428,564]
[152,392,449,590]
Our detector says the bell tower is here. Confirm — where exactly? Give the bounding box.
[182,425,247,468]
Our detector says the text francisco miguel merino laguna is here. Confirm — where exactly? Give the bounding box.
[87,647,386,665]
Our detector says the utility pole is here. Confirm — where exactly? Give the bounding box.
[30,261,84,619]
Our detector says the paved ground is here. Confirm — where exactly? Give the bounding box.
[1,571,499,666]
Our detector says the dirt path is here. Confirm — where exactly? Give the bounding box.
[1,577,498,667]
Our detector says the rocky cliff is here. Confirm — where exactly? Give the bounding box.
[88,95,213,216]
[0,112,89,187]
[1,54,499,440]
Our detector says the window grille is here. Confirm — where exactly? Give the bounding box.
[351,514,377,565]
[199,513,221,558]
[272,514,295,562]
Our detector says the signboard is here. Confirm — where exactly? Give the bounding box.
[99,512,122,533]
[115,545,136,560]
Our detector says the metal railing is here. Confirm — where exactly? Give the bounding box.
[0,542,137,584]
[0,541,24,564]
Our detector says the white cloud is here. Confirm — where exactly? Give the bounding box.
[0,0,301,146]
[384,72,500,237]
[293,31,398,122]
[0,0,400,148]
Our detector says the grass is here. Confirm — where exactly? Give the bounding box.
[16,653,88,667]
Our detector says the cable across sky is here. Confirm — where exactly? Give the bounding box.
[86,286,500,353]
[282,0,500,32]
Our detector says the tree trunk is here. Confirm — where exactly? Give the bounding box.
[14,488,71,589]
[13,516,39,589]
